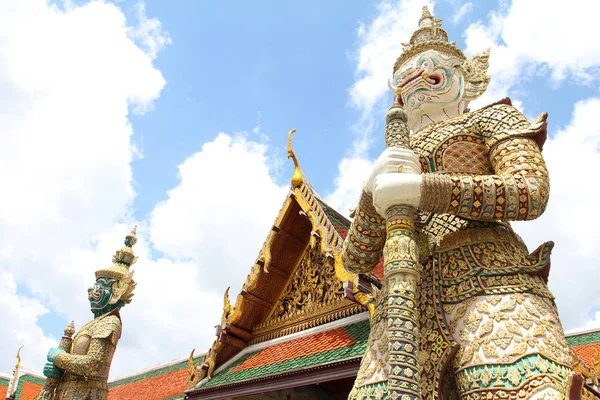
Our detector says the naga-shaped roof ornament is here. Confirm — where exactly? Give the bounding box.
[393,6,466,74]
[287,128,303,188]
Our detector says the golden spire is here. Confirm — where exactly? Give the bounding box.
[95,225,138,281]
[93,226,139,307]
[127,225,138,246]
[287,128,303,188]
[419,5,433,25]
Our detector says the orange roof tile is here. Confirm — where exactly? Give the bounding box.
[372,257,384,281]
[572,343,600,367]
[333,224,347,239]
[108,369,188,400]
[232,327,356,372]
[18,381,44,400]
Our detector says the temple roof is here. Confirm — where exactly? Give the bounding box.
[567,327,600,367]
[9,369,44,400]
[0,373,10,399]
[107,353,204,400]
[185,131,379,392]
[187,313,369,399]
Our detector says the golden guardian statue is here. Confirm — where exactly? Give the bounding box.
[35,227,139,400]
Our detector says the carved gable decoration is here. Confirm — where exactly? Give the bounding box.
[252,241,361,343]
[275,244,343,318]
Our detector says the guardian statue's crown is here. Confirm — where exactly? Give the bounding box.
[393,6,465,74]
[94,225,138,306]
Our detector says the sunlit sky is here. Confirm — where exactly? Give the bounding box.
[1,0,599,378]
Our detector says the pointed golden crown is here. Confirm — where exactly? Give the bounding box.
[95,225,139,306]
[393,6,466,74]
[95,225,138,281]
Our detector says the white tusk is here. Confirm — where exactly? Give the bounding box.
[388,79,400,95]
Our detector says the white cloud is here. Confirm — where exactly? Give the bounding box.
[0,0,168,376]
[349,0,433,148]
[0,269,56,372]
[579,310,600,333]
[325,157,373,219]
[128,2,172,61]
[330,0,600,333]
[513,98,600,330]
[0,0,291,379]
[94,224,224,375]
[452,2,473,25]
[111,132,289,375]
[149,133,289,296]
[0,0,290,379]
[464,0,600,110]
[327,0,433,218]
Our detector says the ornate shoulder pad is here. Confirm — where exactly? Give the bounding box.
[92,315,122,346]
[476,103,548,152]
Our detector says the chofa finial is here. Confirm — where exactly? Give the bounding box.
[15,346,23,369]
[287,128,303,188]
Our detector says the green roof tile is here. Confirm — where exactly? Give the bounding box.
[566,331,600,347]
[317,199,350,230]
[198,319,369,390]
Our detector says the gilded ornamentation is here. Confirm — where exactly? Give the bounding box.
[444,293,571,373]
[35,227,139,400]
[221,287,235,324]
[6,345,24,398]
[268,242,344,320]
[287,128,303,188]
[186,349,199,389]
[252,299,363,345]
[571,348,600,399]
[342,188,386,274]
[353,291,390,389]
[348,90,424,400]
[191,137,373,391]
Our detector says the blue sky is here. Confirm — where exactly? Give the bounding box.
[1,0,599,378]
[125,0,389,217]
[120,0,493,217]
[120,0,598,218]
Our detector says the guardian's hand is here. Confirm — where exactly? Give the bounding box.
[365,148,421,193]
[43,362,64,379]
[373,173,422,216]
[47,347,65,363]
